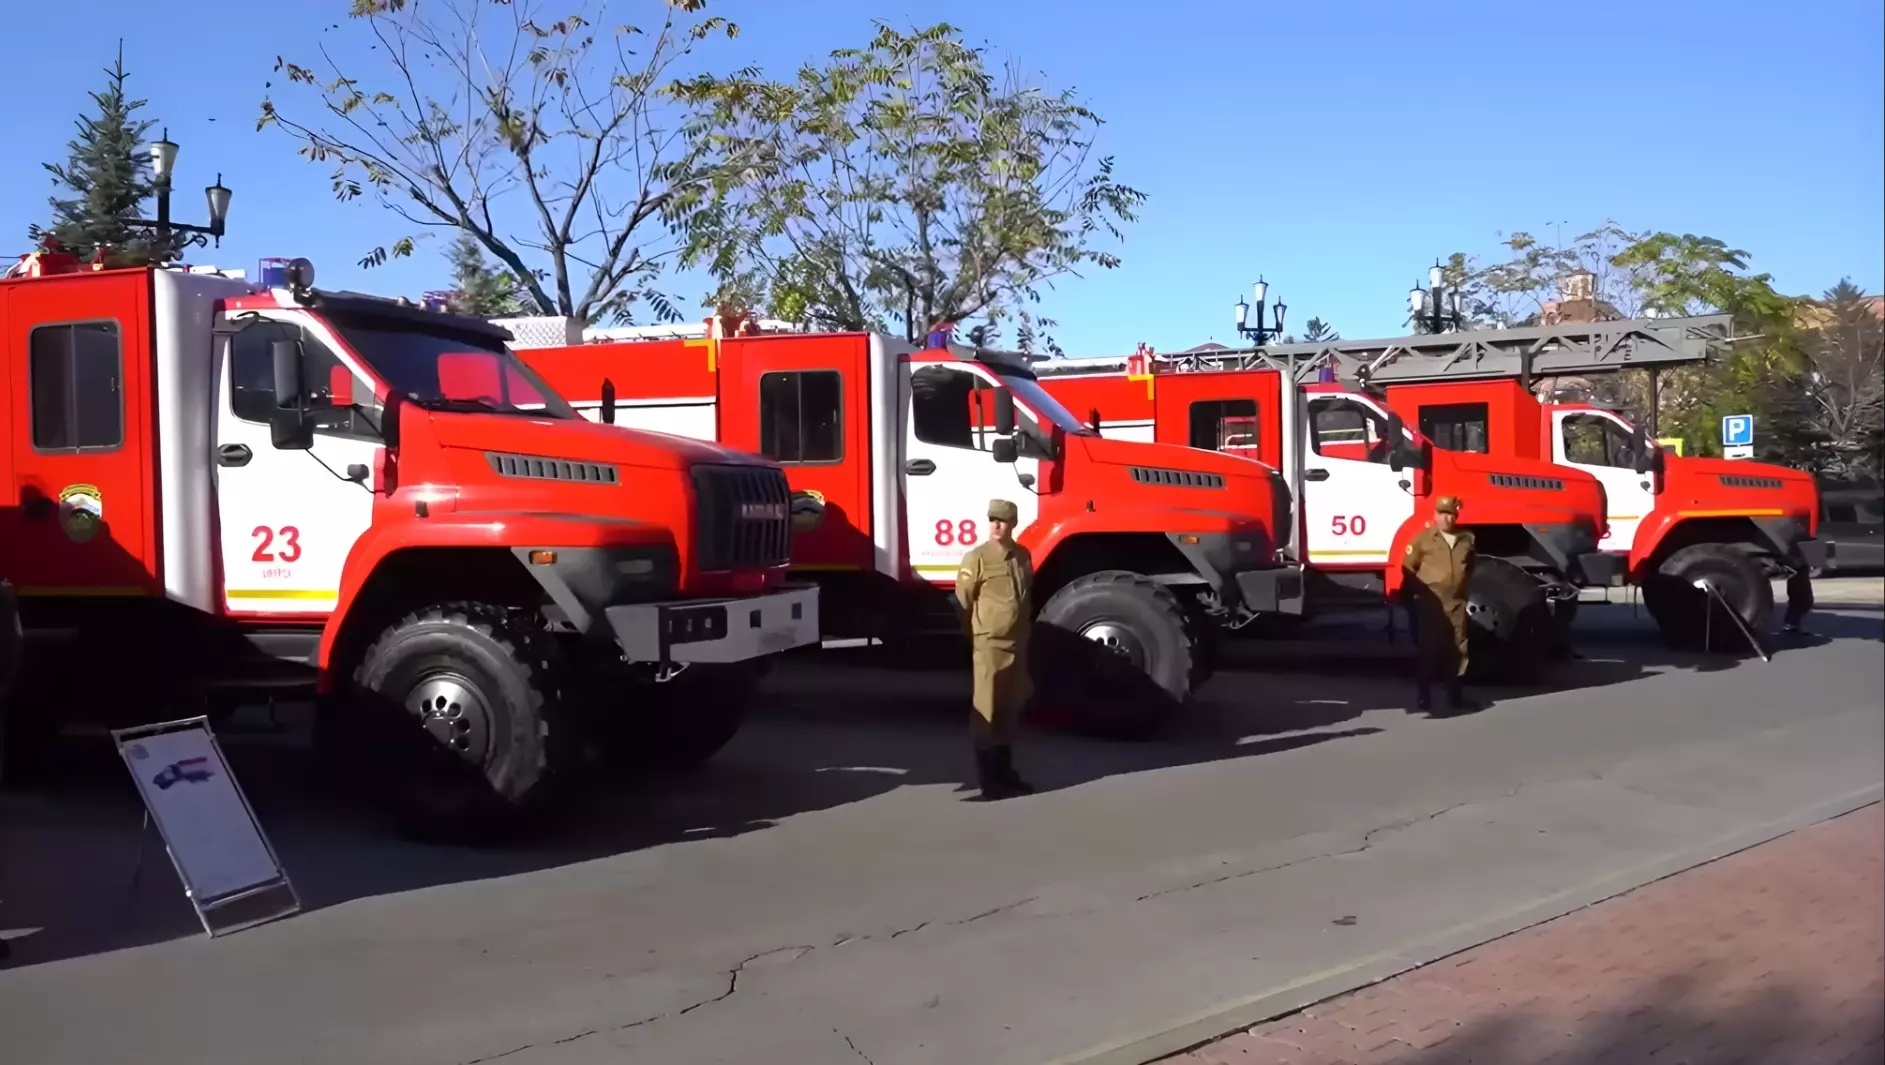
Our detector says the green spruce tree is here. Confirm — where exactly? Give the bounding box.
[446,231,521,317]
[31,45,174,264]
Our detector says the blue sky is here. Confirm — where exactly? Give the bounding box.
[4,0,1879,354]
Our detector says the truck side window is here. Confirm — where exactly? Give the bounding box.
[758,370,842,463]
[1309,399,1389,463]
[229,320,376,438]
[911,365,978,449]
[1561,414,1634,468]
[29,321,123,452]
[1417,402,1488,453]
[1189,399,1260,455]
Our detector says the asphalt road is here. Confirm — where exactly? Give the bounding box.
[1,592,1880,1065]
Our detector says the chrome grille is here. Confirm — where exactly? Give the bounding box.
[1128,466,1225,489]
[691,464,792,571]
[485,451,620,485]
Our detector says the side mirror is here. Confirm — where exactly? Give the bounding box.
[271,339,304,410]
[1386,411,1409,472]
[600,378,617,425]
[326,364,354,408]
[991,437,1018,464]
[269,408,314,451]
[1629,425,1655,474]
[993,389,1016,436]
[1089,407,1102,433]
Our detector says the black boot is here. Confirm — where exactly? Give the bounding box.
[993,746,1035,795]
[974,746,1029,801]
[1414,682,1433,714]
[1445,679,1480,713]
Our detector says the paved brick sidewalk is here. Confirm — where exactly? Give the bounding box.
[1161,804,1883,1065]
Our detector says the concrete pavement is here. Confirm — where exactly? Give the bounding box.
[1160,804,1883,1064]
[1,602,1880,1065]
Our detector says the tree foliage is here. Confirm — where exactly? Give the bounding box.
[31,47,182,265]
[1795,279,1884,479]
[259,0,742,324]
[444,229,520,315]
[673,22,1145,352]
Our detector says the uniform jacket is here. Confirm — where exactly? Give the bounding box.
[956,539,1035,642]
[1403,524,1475,601]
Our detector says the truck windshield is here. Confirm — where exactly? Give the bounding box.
[328,316,578,420]
[1000,374,1096,436]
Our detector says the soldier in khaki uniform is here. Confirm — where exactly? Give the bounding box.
[1401,495,1480,714]
[954,499,1036,800]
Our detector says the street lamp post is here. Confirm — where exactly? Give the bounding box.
[1234,277,1288,345]
[1408,259,1463,334]
[129,129,233,261]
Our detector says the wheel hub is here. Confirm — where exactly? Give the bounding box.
[1080,621,1148,672]
[409,673,491,765]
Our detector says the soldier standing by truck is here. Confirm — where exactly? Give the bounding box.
[955,500,1037,800]
[1402,497,1481,715]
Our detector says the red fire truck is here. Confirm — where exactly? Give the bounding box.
[1032,347,1621,683]
[0,253,819,839]
[515,324,1298,737]
[1361,315,1824,648]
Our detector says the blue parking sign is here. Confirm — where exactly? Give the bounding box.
[1722,414,1754,448]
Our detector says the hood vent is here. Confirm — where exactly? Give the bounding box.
[1128,466,1225,489]
[1719,474,1783,490]
[486,451,621,485]
[1488,473,1565,491]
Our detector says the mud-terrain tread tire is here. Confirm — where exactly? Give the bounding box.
[1032,570,1195,739]
[346,602,568,842]
[1642,543,1773,652]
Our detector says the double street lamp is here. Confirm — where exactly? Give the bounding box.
[129,128,233,260]
[1408,259,1462,334]
[1234,277,1287,344]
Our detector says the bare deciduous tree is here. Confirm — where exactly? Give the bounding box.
[259,0,740,323]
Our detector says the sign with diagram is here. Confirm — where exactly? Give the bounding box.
[113,717,301,937]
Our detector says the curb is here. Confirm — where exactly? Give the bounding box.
[1041,783,1885,1065]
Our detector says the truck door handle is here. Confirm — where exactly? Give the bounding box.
[217,444,253,468]
[905,459,936,476]
[1303,468,1330,481]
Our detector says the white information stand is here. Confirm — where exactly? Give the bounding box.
[113,717,301,937]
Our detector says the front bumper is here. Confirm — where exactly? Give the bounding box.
[604,585,820,665]
[1523,521,1622,587]
[1794,536,1829,573]
[1167,530,1305,613]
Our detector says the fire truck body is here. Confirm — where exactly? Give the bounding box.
[517,328,1296,736]
[1036,355,1620,682]
[1380,376,1823,646]
[1,255,818,837]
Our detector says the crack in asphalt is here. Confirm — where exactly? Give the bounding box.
[1133,791,1526,904]
[951,896,1038,925]
[457,946,813,1065]
[838,1029,876,1064]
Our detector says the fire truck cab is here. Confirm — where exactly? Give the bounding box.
[1037,350,1621,683]
[1381,375,1823,648]
[517,325,1296,737]
[0,253,818,839]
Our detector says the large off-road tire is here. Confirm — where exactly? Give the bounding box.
[1642,543,1773,652]
[343,602,569,842]
[590,663,755,771]
[1462,558,1554,686]
[1031,571,1196,739]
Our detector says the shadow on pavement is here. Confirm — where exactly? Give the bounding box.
[0,654,1388,972]
[1348,977,1885,1064]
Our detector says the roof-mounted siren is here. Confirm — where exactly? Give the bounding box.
[258,257,317,304]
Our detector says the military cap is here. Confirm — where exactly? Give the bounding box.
[1434,495,1461,515]
[987,499,1020,523]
